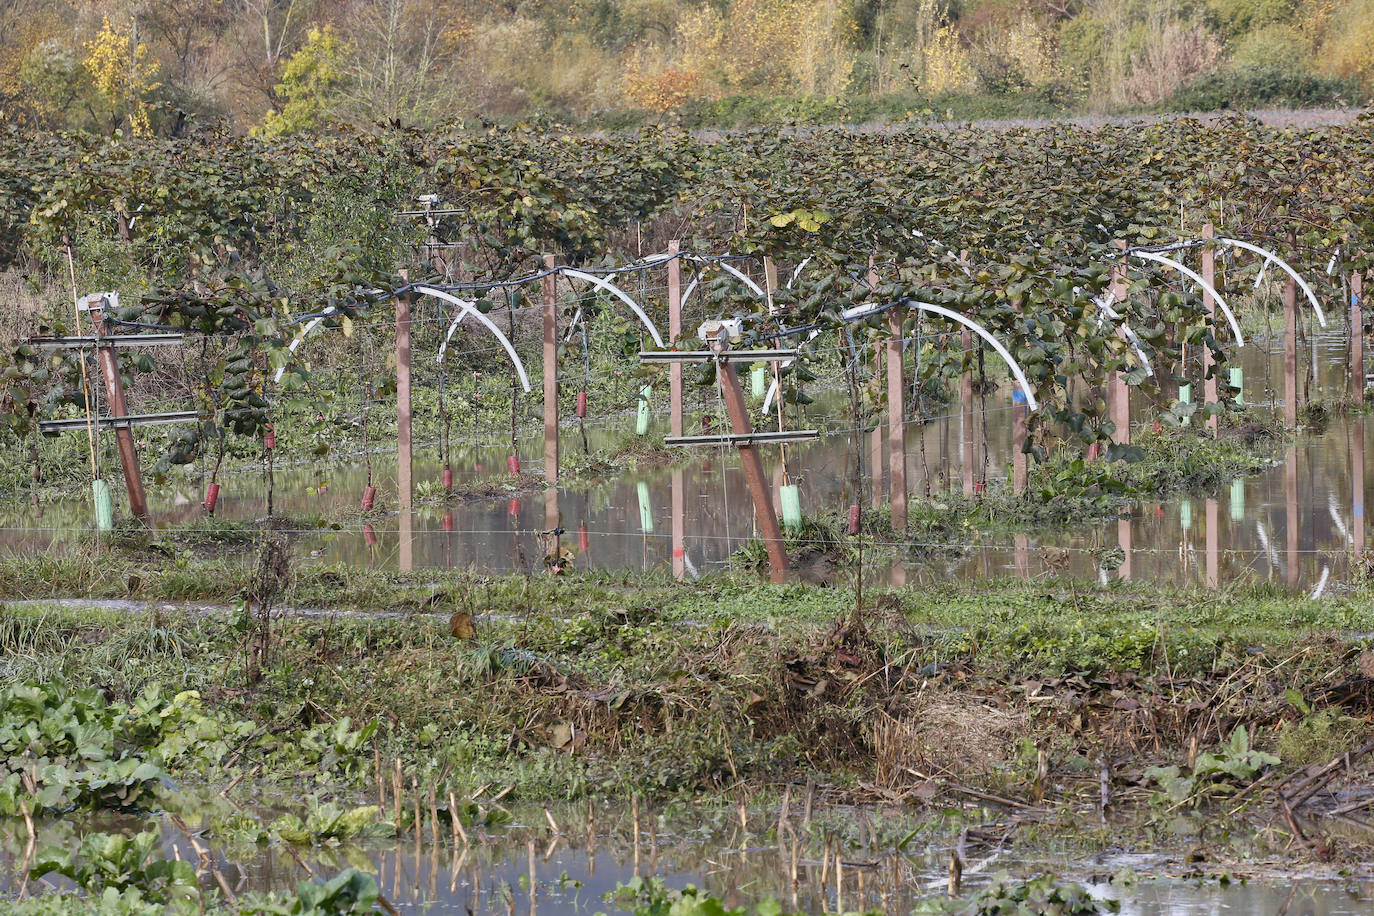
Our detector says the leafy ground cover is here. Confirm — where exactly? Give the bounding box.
[4,554,1374,911]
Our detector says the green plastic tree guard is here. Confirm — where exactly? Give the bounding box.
[92,478,114,532]
[637,480,654,532]
[779,483,802,531]
[636,385,652,436]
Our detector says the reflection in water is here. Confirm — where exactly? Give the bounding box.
[3,333,1371,592]
[2,803,1372,916]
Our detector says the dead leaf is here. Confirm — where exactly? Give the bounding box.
[449,611,475,640]
[549,722,573,749]
[1359,651,1374,680]
[912,779,938,803]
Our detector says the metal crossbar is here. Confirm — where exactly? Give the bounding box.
[639,349,799,364]
[664,430,819,447]
[40,411,201,433]
[27,334,186,350]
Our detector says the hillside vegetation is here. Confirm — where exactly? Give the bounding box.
[0,0,1370,134]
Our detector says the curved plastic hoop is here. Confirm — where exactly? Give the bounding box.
[1214,237,1326,327]
[1129,251,1246,347]
[680,255,767,309]
[417,286,532,393]
[274,310,336,383]
[1093,292,1154,378]
[557,268,665,348]
[841,300,1040,411]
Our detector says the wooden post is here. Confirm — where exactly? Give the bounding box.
[399,507,414,572]
[1284,444,1299,586]
[671,468,686,580]
[871,341,883,505]
[1109,242,1130,446]
[543,254,559,483]
[1013,533,1029,579]
[1284,229,1299,427]
[669,243,686,581]
[1012,391,1027,496]
[887,305,907,531]
[1353,272,1364,404]
[1355,416,1366,556]
[1205,497,1219,588]
[668,241,683,439]
[396,271,413,509]
[86,297,149,522]
[1201,224,1218,435]
[1118,517,1132,581]
[712,334,788,584]
[868,258,883,506]
[961,329,975,497]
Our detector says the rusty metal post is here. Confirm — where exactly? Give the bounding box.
[961,329,975,497]
[543,254,559,483]
[887,305,907,531]
[713,333,788,584]
[1201,224,1218,435]
[1284,230,1299,427]
[396,271,413,508]
[1353,272,1364,404]
[668,241,683,439]
[1109,242,1130,445]
[86,297,149,522]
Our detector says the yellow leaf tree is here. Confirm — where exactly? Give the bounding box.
[84,16,162,135]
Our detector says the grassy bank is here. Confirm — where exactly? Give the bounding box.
[5,560,1374,912]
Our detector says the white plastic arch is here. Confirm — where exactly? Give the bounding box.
[556,268,665,348]
[1215,237,1326,327]
[680,256,768,309]
[418,286,532,393]
[1128,250,1246,347]
[840,300,1040,411]
[274,308,337,383]
[1093,291,1155,377]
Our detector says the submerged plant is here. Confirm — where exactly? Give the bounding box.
[272,802,394,845]
[32,830,198,904]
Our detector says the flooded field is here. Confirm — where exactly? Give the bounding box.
[4,800,1374,915]
[1,330,1365,592]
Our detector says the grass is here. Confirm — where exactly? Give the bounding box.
[4,549,1374,799]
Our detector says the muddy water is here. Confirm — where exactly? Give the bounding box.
[4,802,1373,914]
[1,331,1368,592]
